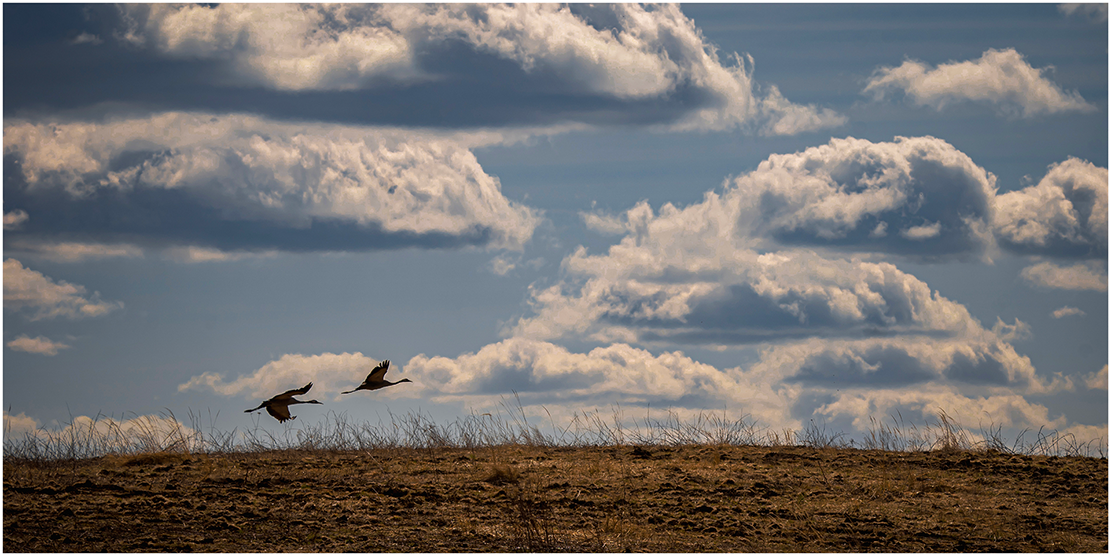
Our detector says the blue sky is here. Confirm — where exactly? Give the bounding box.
[3,3,1107,449]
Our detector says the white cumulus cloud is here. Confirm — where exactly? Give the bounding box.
[575,136,998,260]
[900,222,942,241]
[513,246,989,347]
[3,259,123,321]
[580,209,631,236]
[161,246,278,264]
[506,239,1059,397]
[750,331,1067,396]
[1055,423,1109,452]
[4,209,29,230]
[6,240,144,262]
[489,254,518,276]
[502,133,1069,400]
[4,112,543,252]
[403,337,796,431]
[864,48,1094,117]
[727,136,996,257]
[112,4,842,134]
[1051,306,1086,319]
[755,84,848,136]
[1020,261,1107,291]
[3,412,201,451]
[509,139,1016,349]
[991,317,1032,343]
[117,4,415,91]
[6,335,71,356]
[812,387,1069,437]
[1084,364,1108,390]
[397,331,1075,440]
[3,411,41,439]
[1059,3,1109,23]
[71,32,102,45]
[179,352,396,402]
[994,157,1107,257]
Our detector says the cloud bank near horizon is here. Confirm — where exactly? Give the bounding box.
[176,336,1094,446]
[178,352,391,402]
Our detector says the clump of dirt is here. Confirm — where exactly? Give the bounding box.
[4,445,1107,552]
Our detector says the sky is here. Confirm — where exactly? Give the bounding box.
[3,3,1108,450]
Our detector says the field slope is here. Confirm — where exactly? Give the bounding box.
[4,444,1107,552]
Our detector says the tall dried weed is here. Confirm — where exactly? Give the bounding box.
[4,401,1106,463]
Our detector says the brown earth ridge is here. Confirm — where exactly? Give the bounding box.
[4,445,1107,552]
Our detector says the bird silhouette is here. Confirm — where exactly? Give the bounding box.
[341,360,412,394]
[244,382,322,423]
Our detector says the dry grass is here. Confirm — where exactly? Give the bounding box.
[5,403,1106,463]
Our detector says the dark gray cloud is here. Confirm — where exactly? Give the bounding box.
[400,337,758,412]
[3,166,494,254]
[4,36,708,130]
[782,341,1017,389]
[943,348,1013,386]
[599,282,960,347]
[787,344,938,387]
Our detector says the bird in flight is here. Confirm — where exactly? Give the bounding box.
[342,360,412,394]
[244,382,323,423]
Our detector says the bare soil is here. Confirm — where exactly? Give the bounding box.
[4,445,1107,552]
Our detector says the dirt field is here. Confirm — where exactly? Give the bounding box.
[3,444,1107,552]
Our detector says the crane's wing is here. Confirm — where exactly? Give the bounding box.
[367,360,390,382]
[266,404,293,422]
[273,382,313,401]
